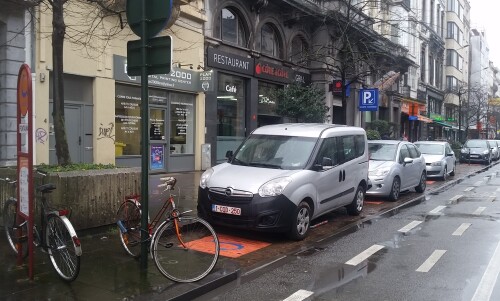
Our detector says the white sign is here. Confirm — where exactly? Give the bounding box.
[19,123,28,133]
[19,166,29,216]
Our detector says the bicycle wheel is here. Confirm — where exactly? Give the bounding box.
[45,214,81,282]
[3,198,28,257]
[116,199,142,258]
[151,216,219,283]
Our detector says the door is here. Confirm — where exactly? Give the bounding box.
[314,137,350,215]
[49,104,92,164]
[149,107,167,171]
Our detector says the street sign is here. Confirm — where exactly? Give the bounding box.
[359,88,379,111]
[126,0,172,39]
[127,35,173,76]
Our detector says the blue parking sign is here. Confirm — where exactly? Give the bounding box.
[359,89,379,111]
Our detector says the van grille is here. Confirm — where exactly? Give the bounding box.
[208,187,254,203]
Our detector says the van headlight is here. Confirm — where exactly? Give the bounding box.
[258,177,292,197]
[199,168,214,189]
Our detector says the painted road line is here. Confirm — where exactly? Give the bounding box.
[283,290,314,301]
[398,221,423,234]
[464,187,475,192]
[416,250,447,272]
[474,181,483,186]
[496,187,500,192]
[471,239,500,301]
[473,207,486,215]
[450,195,463,201]
[452,223,472,236]
[429,206,447,214]
[345,244,385,266]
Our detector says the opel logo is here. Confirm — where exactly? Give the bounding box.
[224,188,233,196]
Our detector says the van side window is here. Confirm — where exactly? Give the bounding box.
[354,135,365,157]
[315,137,338,166]
[339,136,356,164]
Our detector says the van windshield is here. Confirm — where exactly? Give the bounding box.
[233,134,317,170]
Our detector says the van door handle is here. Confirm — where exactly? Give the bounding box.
[343,170,346,181]
[339,170,342,182]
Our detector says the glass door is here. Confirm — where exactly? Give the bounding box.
[149,107,167,171]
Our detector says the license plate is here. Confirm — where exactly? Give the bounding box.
[212,204,241,216]
[471,155,479,158]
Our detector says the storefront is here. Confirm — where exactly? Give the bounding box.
[401,99,429,142]
[113,55,200,172]
[205,47,310,165]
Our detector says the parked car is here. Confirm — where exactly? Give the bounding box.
[487,140,500,161]
[197,123,370,240]
[366,140,427,201]
[460,139,492,165]
[414,141,456,180]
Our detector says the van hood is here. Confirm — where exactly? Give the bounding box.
[208,163,300,193]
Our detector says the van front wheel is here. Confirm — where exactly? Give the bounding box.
[346,185,364,216]
[287,201,311,241]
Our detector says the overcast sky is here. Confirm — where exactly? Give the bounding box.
[469,0,499,65]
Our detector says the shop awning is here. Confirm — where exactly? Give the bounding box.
[418,115,433,123]
[433,120,452,128]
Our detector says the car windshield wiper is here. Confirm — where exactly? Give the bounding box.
[248,162,282,169]
[231,158,249,166]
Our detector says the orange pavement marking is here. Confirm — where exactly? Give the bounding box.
[185,233,271,258]
[426,181,436,185]
[365,201,384,205]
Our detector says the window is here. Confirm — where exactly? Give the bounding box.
[316,137,339,167]
[221,8,246,47]
[354,135,366,157]
[407,144,419,158]
[420,46,426,81]
[290,35,308,66]
[447,22,462,44]
[261,23,281,58]
[170,93,195,154]
[446,49,463,70]
[399,145,410,164]
[446,76,459,91]
[339,136,356,164]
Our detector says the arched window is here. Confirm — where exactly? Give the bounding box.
[261,24,281,58]
[221,8,246,47]
[290,35,308,66]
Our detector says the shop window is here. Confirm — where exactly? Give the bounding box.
[258,82,282,127]
[221,8,246,47]
[170,93,195,154]
[261,23,281,58]
[217,73,246,163]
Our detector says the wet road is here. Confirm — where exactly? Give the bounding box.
[195,162,500,300]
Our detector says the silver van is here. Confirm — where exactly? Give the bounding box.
[197,123,369,240]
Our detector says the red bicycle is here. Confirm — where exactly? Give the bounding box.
[116,177,219,282]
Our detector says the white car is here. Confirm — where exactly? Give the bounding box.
[414,141,456,180]
[487,140,500,161]
[367,140,427,201]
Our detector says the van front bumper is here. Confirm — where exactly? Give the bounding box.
[197,187,297,233]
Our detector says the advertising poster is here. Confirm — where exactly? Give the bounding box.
[150,144,165,170]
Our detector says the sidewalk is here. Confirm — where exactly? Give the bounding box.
[0,228,239,301]
[0,170,240,301]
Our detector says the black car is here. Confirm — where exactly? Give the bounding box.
[459,139,492,165]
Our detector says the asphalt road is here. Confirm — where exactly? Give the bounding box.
[195,162,500,301]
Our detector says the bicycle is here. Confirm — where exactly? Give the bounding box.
[2,174,82,282]
[116,176,220,282]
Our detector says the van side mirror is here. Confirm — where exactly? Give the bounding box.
[225,150,233,161]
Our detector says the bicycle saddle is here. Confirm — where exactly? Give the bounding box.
[37,183,56,193]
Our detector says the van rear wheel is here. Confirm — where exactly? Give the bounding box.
[346,185,364,216]
[287,201,311,241]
